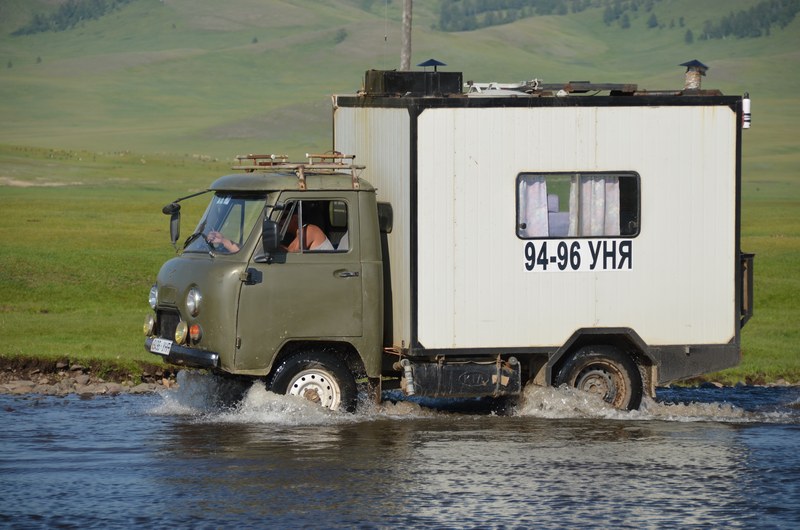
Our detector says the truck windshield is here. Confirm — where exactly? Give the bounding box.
[184,192,266,254]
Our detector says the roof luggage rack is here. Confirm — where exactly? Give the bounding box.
[465,80,639,96]
[232,152,364,190]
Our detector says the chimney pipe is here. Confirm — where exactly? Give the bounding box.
[680,59,708,91]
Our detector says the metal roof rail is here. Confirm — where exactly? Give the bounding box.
[232,153,290,169]
[231,152,365,189]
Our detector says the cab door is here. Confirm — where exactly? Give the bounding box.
[234,197,362,372]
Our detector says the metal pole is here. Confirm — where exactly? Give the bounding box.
[400,0,412,70]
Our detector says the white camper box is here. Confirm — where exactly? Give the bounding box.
[333,69,753,401]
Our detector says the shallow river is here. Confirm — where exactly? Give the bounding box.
[2,372,799,529]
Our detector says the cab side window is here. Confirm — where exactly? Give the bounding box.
[277,200,350,253]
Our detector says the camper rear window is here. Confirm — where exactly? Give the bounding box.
[517,172,640,239]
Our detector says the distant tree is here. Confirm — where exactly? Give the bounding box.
[13,0,135,36]
[251,36,258,44]
[684,28,694,44]
[620,13,630,28]
[647,13,658,28]
[700,19,713,40]
[438,0,581,31]
[334,29,347,44]
[36,56,42,64]
[603,6,617,25]
[697,0,800,41]
[7,60,12,69]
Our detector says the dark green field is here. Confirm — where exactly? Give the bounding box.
[1,0,798,382]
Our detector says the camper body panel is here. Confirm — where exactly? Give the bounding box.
[416,105,737,348]
[334,94,743,383]
[334,107,414,346]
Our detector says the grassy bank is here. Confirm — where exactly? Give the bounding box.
[0,0,798,385]
[0,145,223,375]
[0,144,798,385]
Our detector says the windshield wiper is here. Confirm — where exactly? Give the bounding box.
[182,221,217,256]
[183,220,206,249]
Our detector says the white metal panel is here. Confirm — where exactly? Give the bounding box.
[416,105,737,349]
[333,105,412,347]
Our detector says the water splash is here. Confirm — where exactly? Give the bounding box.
[150,370,251,416]
[150,370,799,425]
[514,383,800,423]
[513,384,628,419]
[215,381,347,426]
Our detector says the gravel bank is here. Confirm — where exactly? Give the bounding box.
[0,360,178,396]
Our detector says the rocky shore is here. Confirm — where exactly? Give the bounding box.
[0,359,178,397]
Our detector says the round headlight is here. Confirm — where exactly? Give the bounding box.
[143,314,155,336]
[148,284,158,309]
[186,287,202,317]
[175,321,189,344]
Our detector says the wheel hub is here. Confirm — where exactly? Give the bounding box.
[576,368,617,402]
[287,368,341,410]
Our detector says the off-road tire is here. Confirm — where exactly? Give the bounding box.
[268,350,357,412]
[554,345,643,410]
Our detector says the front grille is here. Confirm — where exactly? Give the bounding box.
[157,309,180,340]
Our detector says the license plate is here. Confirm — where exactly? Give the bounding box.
[150,338,172,355]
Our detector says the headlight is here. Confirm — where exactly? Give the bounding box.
[175,321,189,344]
[186,287,202,317]
[143,314,155,336]
[148,284,158,309]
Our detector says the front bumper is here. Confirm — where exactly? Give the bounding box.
[145,337,219,369]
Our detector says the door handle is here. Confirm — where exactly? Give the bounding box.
[336,270,360,278]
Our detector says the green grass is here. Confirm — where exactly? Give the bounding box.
[0,0,798,383]
[0,146,220,366]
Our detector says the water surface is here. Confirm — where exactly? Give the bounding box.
[2,373,799,529]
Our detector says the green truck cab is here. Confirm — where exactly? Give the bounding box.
[144,156,385,411]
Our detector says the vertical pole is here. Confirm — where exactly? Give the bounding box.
[400,0,412,70]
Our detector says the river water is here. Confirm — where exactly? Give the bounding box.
[2,372,799,529]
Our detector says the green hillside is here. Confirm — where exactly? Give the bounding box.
[1,0,797,158]
[0,0,798,382]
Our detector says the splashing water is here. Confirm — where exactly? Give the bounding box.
[149,370,800,425]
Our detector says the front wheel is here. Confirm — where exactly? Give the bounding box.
[267,350,357,412]
[554,345,643,410]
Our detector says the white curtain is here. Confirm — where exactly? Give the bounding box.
[519,176,548,237]
[568,175,620,236]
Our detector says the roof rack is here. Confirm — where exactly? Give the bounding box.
[232,152,365,190]
[465,80,639,96]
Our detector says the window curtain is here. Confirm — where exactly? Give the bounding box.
[519,176,548,237]
[568,175,620,236]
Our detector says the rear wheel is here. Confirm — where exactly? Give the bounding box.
[554,345,643,410]
[268,350,357,412]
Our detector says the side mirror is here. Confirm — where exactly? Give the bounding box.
[378,202,393,234]
[262,218,279,252]
[255,218,280,263]
[162,202,181,246]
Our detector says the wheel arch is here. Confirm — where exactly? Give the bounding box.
[547,328,657,395]
[272,340,367,380]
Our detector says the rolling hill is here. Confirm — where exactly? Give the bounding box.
[0,0,798,379]
[0,0,798,164]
